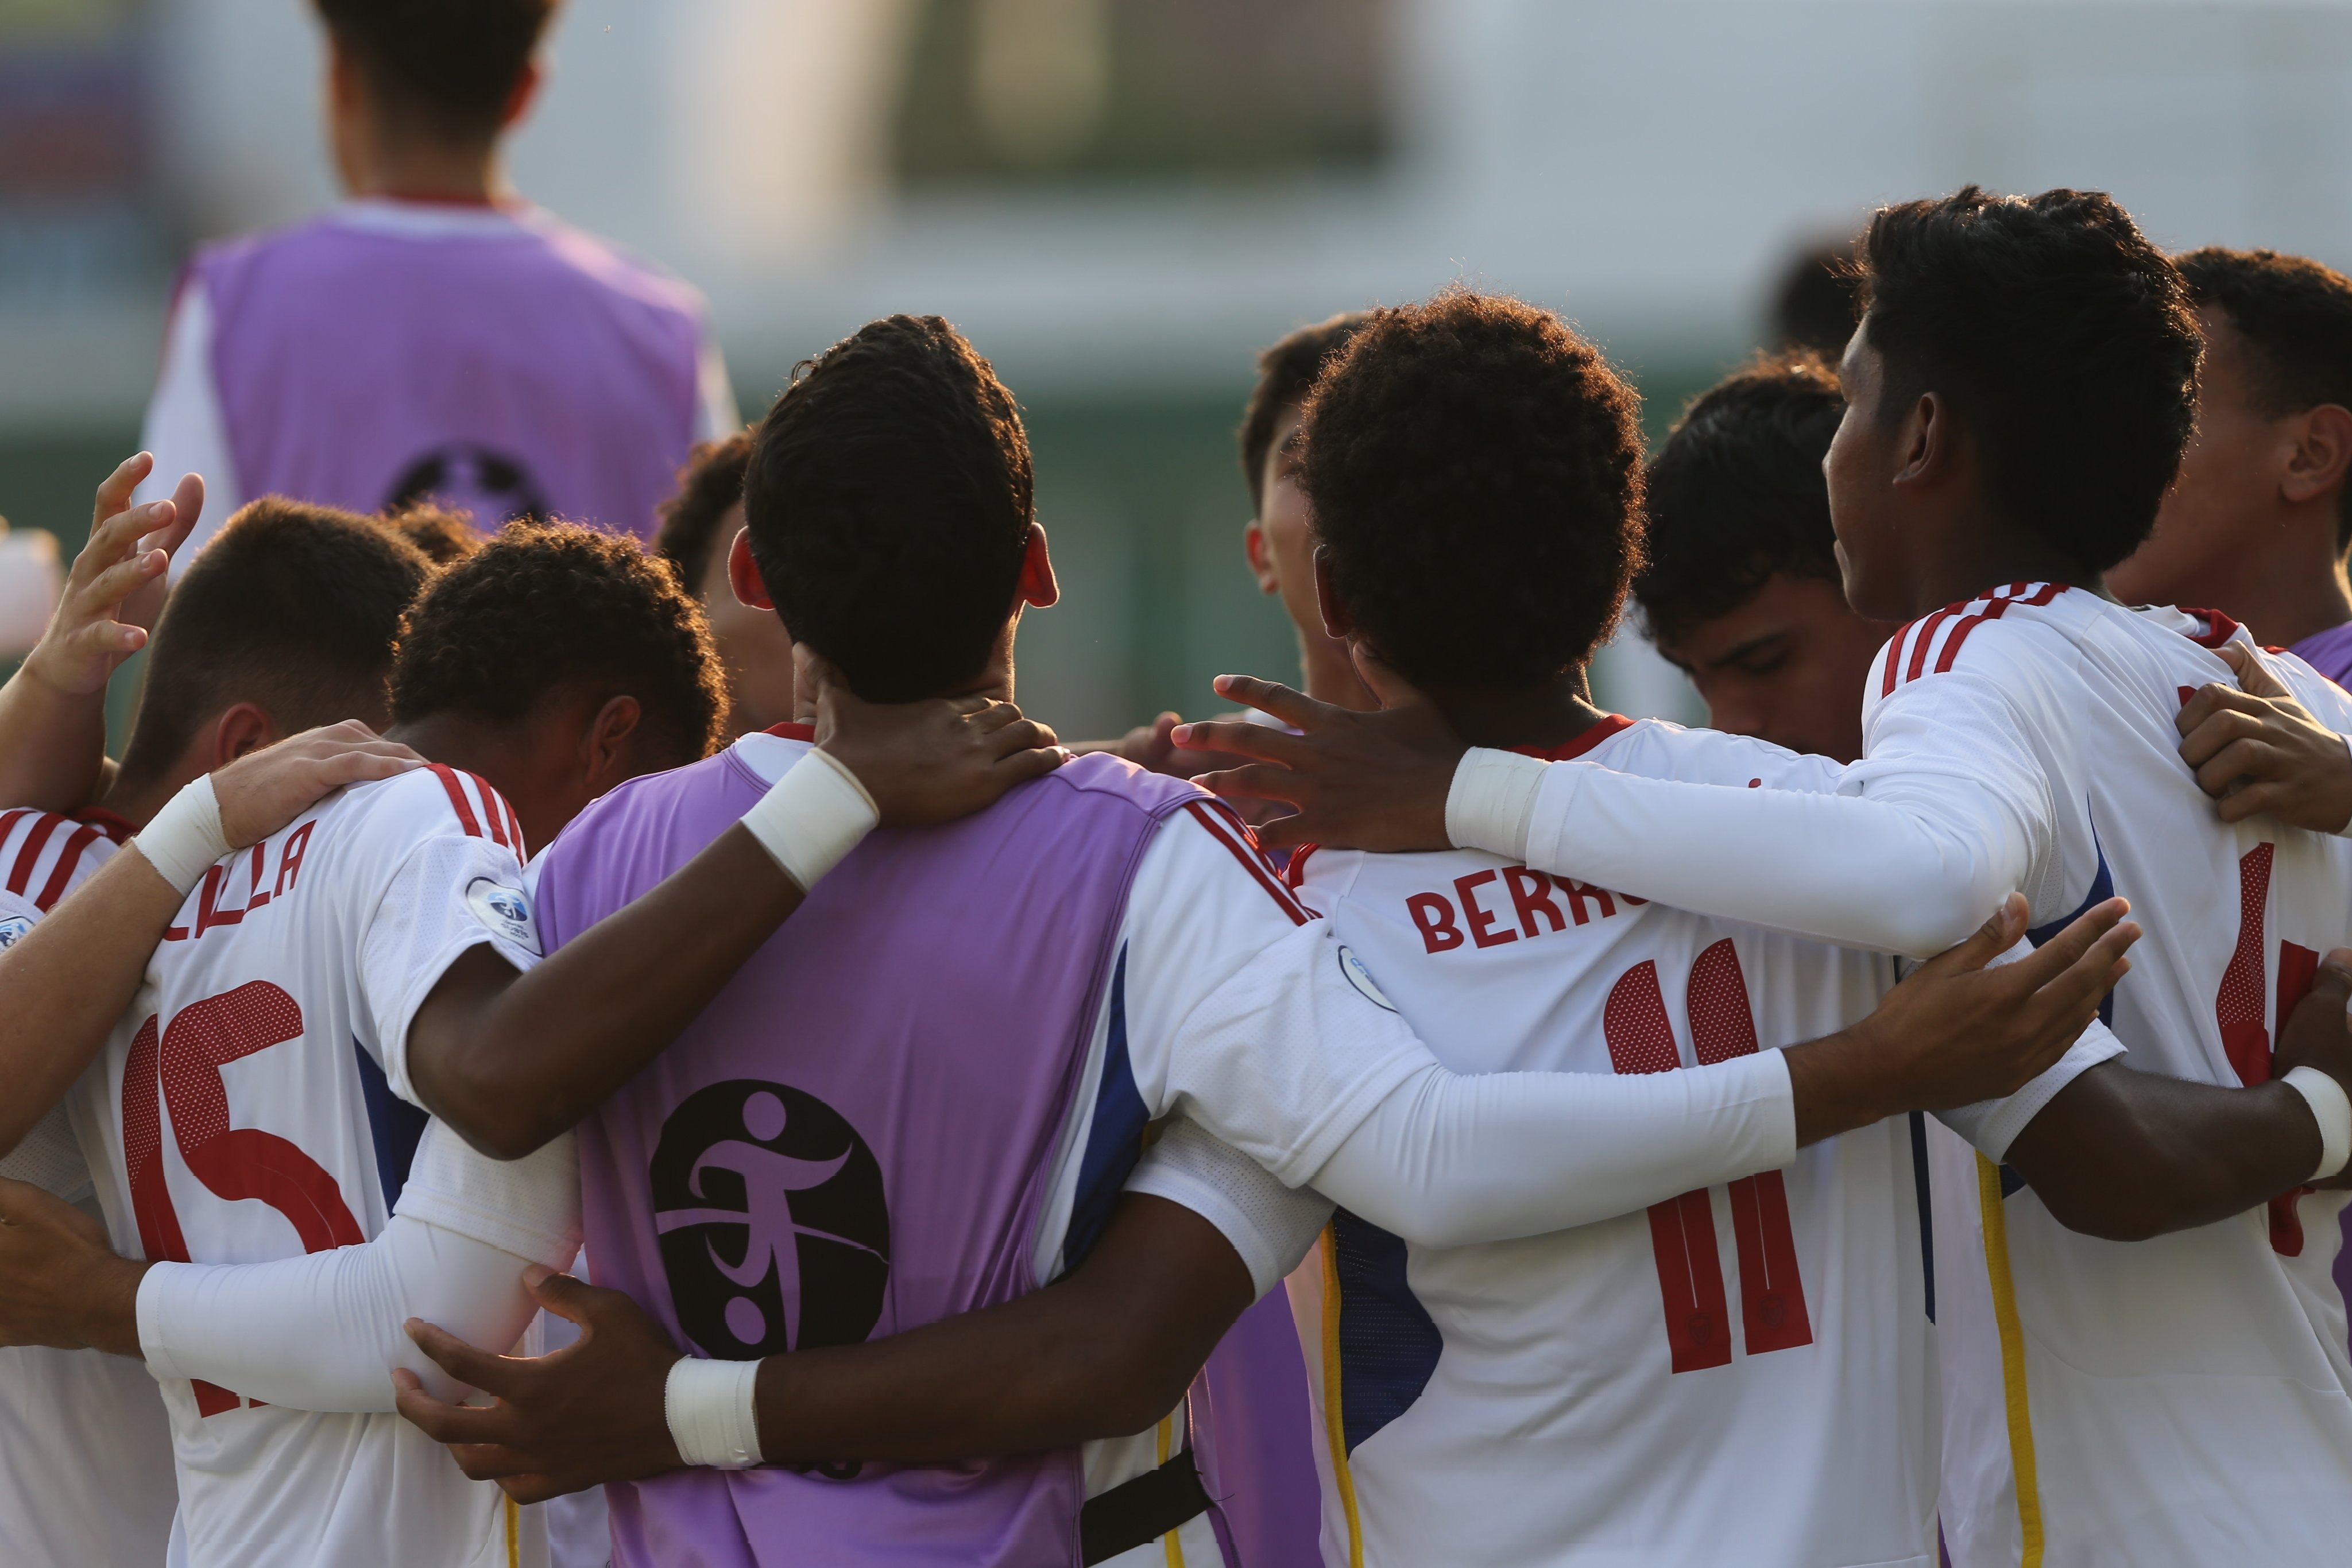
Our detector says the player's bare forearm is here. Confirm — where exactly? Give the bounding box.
[2007,955,2352,1238]
[408,823,805,1159]
[757,1195,1250,1462]
[396,1195,1253,1501]
[1782,893,2138,1147]
[0,665,110,815]
[0,847,186,1155]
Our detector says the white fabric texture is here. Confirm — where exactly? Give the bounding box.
[1444,746,1547,864]
[395,1120,582,1268]
[665,1357,763,1469]
[137,1210,544,1411]
[133,280,242,576]
[1124,1117,1334,1298]
[2284,1065,2352,1180]
[739,748,879,891]
[133,773,229,897]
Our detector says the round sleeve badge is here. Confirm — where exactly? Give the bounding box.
[466,877,541,957]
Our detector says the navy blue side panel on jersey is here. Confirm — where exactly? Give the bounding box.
[1062,947,1148,1271]
[1331,1209,1442,1454]
[1909,1110,1935,1323]
[355,1037,429,1211]
[2025,819,2115,1027]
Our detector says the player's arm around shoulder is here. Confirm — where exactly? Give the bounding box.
[2177,640,2352,833]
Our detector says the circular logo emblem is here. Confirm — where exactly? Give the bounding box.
[0,915,32,950]
[465,877,539,956]
[385,444,548,528]
[1337,944,1398,1012]
[650,1080,890,1358]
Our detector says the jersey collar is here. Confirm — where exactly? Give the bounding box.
[1510,713,1635,762]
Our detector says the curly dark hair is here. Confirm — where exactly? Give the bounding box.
[1856,186,2200,575]
[1635,353,1846,643]
[312,0,555,144]
[392,520,725,766]
[652,432,752,597]
[120,498,434,789]
[2178,246,2352,548]
[382,501,481,566]
[1298,288,1647,686]
[1239,313,1369,512]
[742,315,1032,702]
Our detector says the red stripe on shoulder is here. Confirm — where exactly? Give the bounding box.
[471,776,510,850]
[425,764,484,837]
[1185,800,1309,926]
[33,823,105,911]
[7,812,63,896]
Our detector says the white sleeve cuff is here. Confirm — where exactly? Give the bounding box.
[1125,1118,1334,1299]
[393,1121,582,1269]
[1937,1021,2127,1163]
[2284,1066,2352,1181]
[1445,748,1548,861]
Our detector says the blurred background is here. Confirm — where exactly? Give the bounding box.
[8,0,2352,738]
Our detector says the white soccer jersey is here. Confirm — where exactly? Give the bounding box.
[1285,718,1960,1568]
[1494,586,2352,1566]
[61,765,547,1568]
[0,807,180,1568]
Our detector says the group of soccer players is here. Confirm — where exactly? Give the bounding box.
[4,5,2352,1568]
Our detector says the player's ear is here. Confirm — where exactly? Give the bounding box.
[501,59,543,130]
[2284,403,2352,507]
[728,529,774,611]
[1894,390,1945,487]
[208,703,280,769]
[581,693,643,792]
[1016,524,1059,609]
[1244,519,1278,595]
[1313,546,1355,640]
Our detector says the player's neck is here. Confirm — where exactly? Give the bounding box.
[1911,502,2098,613]
[2180,516,2352,648]
[382,714,513,791]
[1420,672,1609,753]
[343,129,508,206]
[1298,633,1378,711]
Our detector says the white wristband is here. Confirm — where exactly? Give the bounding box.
[1445,747,1547,861]
[740,748,880,892]
[665,1356,763,1469]
[131,773,229,896]
[2284,1066,2352,1182]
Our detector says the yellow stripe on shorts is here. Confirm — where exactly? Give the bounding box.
[1319,1228,1365,1568]
[1976,1152,2045,1567]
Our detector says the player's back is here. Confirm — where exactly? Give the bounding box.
[182,200,718,541]
[64,765,538,1568]
[1289,717,1932,1568]
[1874,584,2352,1565]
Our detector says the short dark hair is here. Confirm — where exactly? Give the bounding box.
[1856,186,2199,575]
[1299,288,1646,686]
[652,432,752,598]
[313,0,556,144]
[119,498,435,787]
[1635,353,1846,644]
[2178,246,2352,548]
[392,521,725,766]
[383,502,482,566]
[1770,241,1863,359]
[1239,313,1370,512]
[741,315,1032,703]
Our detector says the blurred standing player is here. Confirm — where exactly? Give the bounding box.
[1635,354,1897,763]
[653,434,795,741]
[135,0,734,561]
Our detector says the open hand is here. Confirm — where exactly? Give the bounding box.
[1173,658,1464,852]
[0,1176,146,1354]
[394,1266,686,1504]
[1788,893,2139,1143]
[804,648,1067,827]
[22,455,202,699]
[2177,642,2352,831]
[212,721,426,849]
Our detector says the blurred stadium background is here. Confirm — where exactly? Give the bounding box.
[7,0,2352,738]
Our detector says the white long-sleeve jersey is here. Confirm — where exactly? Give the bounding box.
[1460,586,2352,1567]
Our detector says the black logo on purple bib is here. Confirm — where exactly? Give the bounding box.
[651,1081,890,1358]
[385,444,548,528]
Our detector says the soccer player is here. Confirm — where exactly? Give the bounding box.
[330,313,2137,1568]
[652,432,794,740]
[2108,248,2352,682]
[0,515,1063,1568]
[1187,195,2352,1565]
[0,459,431,1567]
[1637,353,1900,762]
[135,0,734,564]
